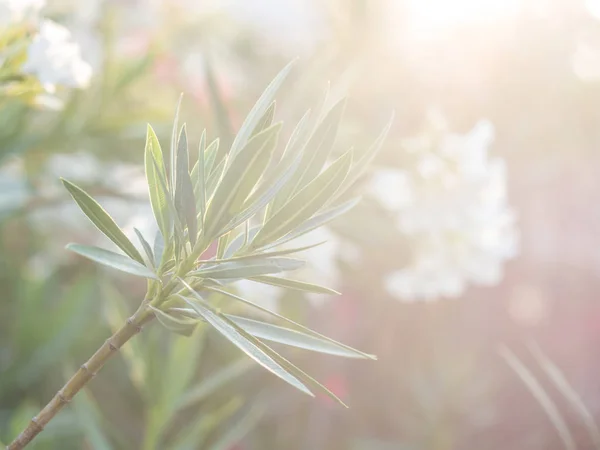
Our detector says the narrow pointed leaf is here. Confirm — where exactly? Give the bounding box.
[271,98,346,214]
[239,331,348,407]
[169,93,183,191]
[335,112,394,199]
[228,315,365,358]
[192,257,304,279]
[204,124,281,239]
[150,306,197,336]
[177,293,312,396]
[145,125,172,239]
[199,241,326,265]
[223,225,262,258]
[204,138,219,177]
[61,178,144,264]
[205,286,375,360]
[206,157,226,204]
[265,197,361,250]
[153,230,164,267]
[252,150,352,248]
[197,130,207,227]
[66,244,158,279]
[228,60,295,163]
[134,228,154,268]
[248,275,340,295]
[174,125,197,245]
[250,101,276,138]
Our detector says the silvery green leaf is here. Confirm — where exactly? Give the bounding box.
[196,129,206,227]
[251,150,353,248]
[219,113,312,236]
[204,286,375,360]
[241,334,348,407]
[134,228,154,268]
[153,230,164,267]
[265,197,361,250]
[174,125,197,245]
[250,101,276,138]
[66,244,158,279]
[227,60,295,164]
[247,275,340,295]
[145,125,172,240]
[228,315,368,358]
[61,178,144,264]
[205,157,226,205]
[192,257,304,280]
[205,240,325,264]
[204,138,219,177]
[204,123,281,239]
[270,98,346,215]
[169,93,183,191]
[223,225,262,258]
[335,112,394,200]
[177,291,312,396]
[150,305,197,337]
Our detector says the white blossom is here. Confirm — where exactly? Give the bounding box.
[0,0,44,25]
[21,19,92,93]
[369,118,519,301]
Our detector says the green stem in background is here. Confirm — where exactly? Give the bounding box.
[7,306,155,450]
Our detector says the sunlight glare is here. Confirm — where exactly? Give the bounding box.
[405,0,522,39]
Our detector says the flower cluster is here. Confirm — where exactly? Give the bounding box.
[369,114,519,301]
[0,0,91,103]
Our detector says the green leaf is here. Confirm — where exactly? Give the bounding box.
[335,112,394,200]
[270,98,346,215]
[61,178,144,264]
[204,123,281,239]
[150,306,197,337]
[204,286,375,360]
[153,231,164,267]
[197,130,206,228]
[66,244,158,279]
[266,197,361,250]
[223,225,262,258]
[251,150,353,248]
[145,125,172,240]
[134,228,155,268]
[191,257,304,280]
[228,315,367,358]
[218,112,312,236]
[204,138,219,177]
[174,125,198,245]
[227,60,295,163]
[177,291,312,396]
[250,101,276,137]
[169,93,184,191]
[200,240,325,264]
[250,339,348,408]
[205,157,226,204]
[247,275,340,295]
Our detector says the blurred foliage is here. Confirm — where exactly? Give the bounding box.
[4,0,600,449]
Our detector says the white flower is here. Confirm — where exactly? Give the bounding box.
[22,19,92,92]
[0,0,44,25]
[235,227,348,312]
[370,118,519,301]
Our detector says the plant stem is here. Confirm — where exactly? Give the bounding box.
[7,307,155,450]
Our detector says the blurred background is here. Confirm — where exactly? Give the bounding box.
[2,0,600,448]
